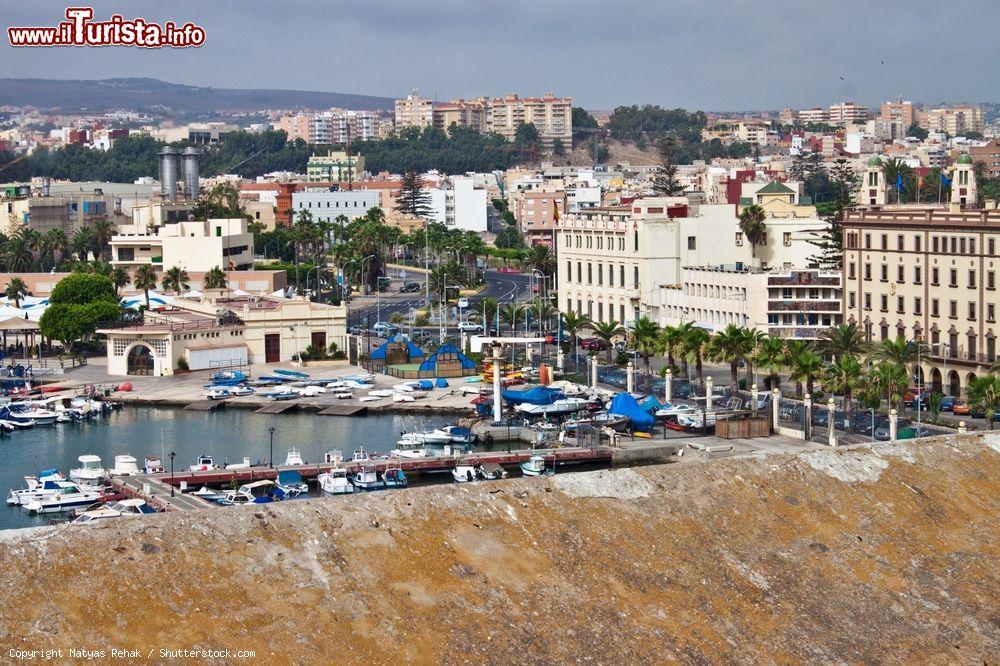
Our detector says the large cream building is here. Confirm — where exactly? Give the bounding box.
[110,218,253,272]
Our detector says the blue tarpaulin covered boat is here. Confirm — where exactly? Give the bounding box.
[501,386,566,406]
[607,393,655,431]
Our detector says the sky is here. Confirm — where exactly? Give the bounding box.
[1,0,997,111]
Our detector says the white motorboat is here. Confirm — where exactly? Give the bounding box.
[109,455,140,476]
[515,397,590,416]
[392,392,415,403]
[31,396,85,421]
[283,448,304,466]
[334,391,353,399]
[144,456,165,474]
[434,425,476,444]
[204,388,232,400]
[294,385,326,397]
[676,412,718,429]
[189,455,217,472]
[217,480,280,506]
[393,382,416,392]
[452,464,479,483]
[359,396,382,403]
[3,404,58,425]
[317,467,354,495]
[655,403,698,419]
[225,457,252,470]
[7,471,68,506]
[454,462,507,482]
[351,447,371,462]
[350,464,383,491]
[520,455,553,477]
[3,418,35,429]
[190,486,225,502]
[69,455,106,487]
[368,389,394,398]
[390,441,430,458]
[228,385,256,396]
[382,463,407,488]
[23,482,104,514]
[72,498,156,524]
[399,429,452,445]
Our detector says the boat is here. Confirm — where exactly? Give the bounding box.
[520,455,553,477]
[2,404,57,426]
[0,420,14,433]
[30,396,86,421]
[452,464,479,483]
[514,397,590,416]
[390,441,430,459]
[228,385,256,396]
[342,373,375,383]
[262,387,297,400]
[359,396,382,403]
[23,482,104,514]
[189,455,217,472]
[350,464,383,491]
[144,456,165,474]
[209,370,248,386]
[247,377,282,387]
[217,480,284,506]
[276,470,309,496]
[334,391,353,399]
[399,429,452,445]
[7,472,70,506]
[1,418,32,430]
[283,448,304,466]
[435,425,476,444]
[69,455,106,487]
[294,385,326,397]
[392,392,415,403]
[204,388,232,400]
[368,389,394,398]
[676,412,718,429]
[317,467,354,495]
[452,463,507,483]
[225,457,252,470]
[72,498,156,524]
[382,462,407,488]
[351,447,371,462]
[274,368,309,379]
[109,455,141,476]
[190,486,225,502]
[654,403,698,419]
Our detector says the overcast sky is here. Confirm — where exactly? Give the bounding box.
[1,0,996,111]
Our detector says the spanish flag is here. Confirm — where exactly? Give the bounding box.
[552,200,560,223]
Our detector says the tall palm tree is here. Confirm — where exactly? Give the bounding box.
[4,231,34,272]
[528,298,556,334]
[823,355,863,416]
[110,267,130,297]
[480,296,499,333]
[499,303,524,334]
[754,336,787,390]
[788,348,823,398]
[874,361,909,413]
[42,228,68,269]
[132,264,158,310]
[709,324,750,387]
[521,244,556,282]
[591,319,624,363]
[204,266,228,290]
[967,375,1000,430]
[817,323,869,359]
[70,227,94,262]
[871,336,919,368]
[90,217,116,261]
[561,311,592,369]
[741,328,764,386]
[738,204,767,261]
[629,316,661,376]
[682,327,712,383]
[161,265,190,293]
[4,277,28,308]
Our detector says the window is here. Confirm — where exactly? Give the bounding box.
[848,292,856,308]
[969,302,976,320]
[989,271,996,290]
[576,262,581,283]
[968,335,977,360]
[597,264,603,285]
[633,266,639,288]
[950,269,958,287]
[117,247,135,262]
[881,234,888,250]
[783,232,792,246]
[914,235,921,252]
[960,238,967,254]
[971,238,976,254]
[989,303,996,323]
[897,265,904,283]
[914,266,922,284]
[932,267,939,285]
[735,232,743,246]
[969,270,977,288]
[914,297,922,315]
[687,236,696,250]
[897,296,905,313]
[865,233,871,249]
[619,265,624,286]
[587,263,592,284]
[566,261,572,282]
[949,300,958,318]
[931,299,939,317]
[897,235,904,251]
[932,236,939,253]
[950,237,957,253]
[864,293,871,310]
[864,263,872,280]
[880,295,888,312]
[990,238,996,256]
[880,265,888,282]
[609,265,614,287]
[848,262,856,279]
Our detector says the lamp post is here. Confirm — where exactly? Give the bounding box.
[268,426,275,469]
[168,451,175,497]
[360,254,377,299]
[305,265,319,302]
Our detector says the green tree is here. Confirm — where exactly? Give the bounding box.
[89,217,116,261]
[552,138,565,157]
[561,310,592,370]
[39,273,120,348]
[499,302,524,334]
[394,171,433,219]
[871,336,919,367]
[591,320,624,363]
[650,137,684,196]
[874,361,909,413]
[754,336,787,390]
[658,324,685,374]
[132,264,158,309]
[110,267,130,296]
[788,348,823,398]
[817,323,869,359]
[738,204,767,261]
[204,266,228,290]
[682,327,712,383]
[823,355,863,416]
[628,316,661,376]
[967,375,1000,430]
[709,324,752,387]
[4,277,28,308]
[521,244,556,281]
[161,265,190,293]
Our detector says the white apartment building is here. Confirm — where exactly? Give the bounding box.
[110,218,253,272]
[292,190,380,223]
[425,177,487,232]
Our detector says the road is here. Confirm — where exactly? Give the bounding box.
[347,269,533,328]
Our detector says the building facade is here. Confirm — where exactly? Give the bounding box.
[306,152,365,183]
[394,88,434,130]
[111,218,253,272]
[292,190,380,223]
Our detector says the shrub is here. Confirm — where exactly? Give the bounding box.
[176,357,189,371]
[414,313,430,326]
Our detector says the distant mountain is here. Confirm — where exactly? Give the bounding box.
[0,77,393,113]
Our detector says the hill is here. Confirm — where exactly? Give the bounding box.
[0,77,393,113]
[1,433,998,661]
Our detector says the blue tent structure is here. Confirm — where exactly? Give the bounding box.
[501,386,566,405]
[370,334,426,362]
[637,395,663,414]
[417,344,476,376]
[607,392,655,431]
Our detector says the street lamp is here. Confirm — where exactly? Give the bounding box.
[360,254,377,298]
[168,451,176,497]
[268,426,276,469]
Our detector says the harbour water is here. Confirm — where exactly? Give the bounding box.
[1,406,461,531]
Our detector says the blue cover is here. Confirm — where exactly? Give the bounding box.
[417,379,435,390]
[435,378,449,388]
[418,344,476,372]
[277,470,303,485]
[501,386,566,405]
[607,393,655,431]
[274,369,309,378]
[638,396,663,414]
[370,334,426,361]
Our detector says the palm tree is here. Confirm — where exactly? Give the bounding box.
[561,311,592,369]
[480,296,499,333]
[710,324,750,387]
[788,348,823,398]
[204,266,228,290]
[871,335,919,368]
[817,323,869,359]
[110,267,130,297]
[967,375,1000,430]
[161,265,190,293]
[4,277,28,308]
[682,327,712,383]
[132,264,158,310]
[658,324,687,375]
[88,261,112,277]
[70,227,94,262]
[42,229,68,269]
[629,316,661,376]
[738,204,767,261]
[754,336,787,390]
[499,303,524,334]
[4,231,34,272]
[874,361,909,413]
[591,319,624,363]
[90,217,116,261]
[528,298,556,335]
[823,355,863,416]
[741,328,764,386]
[521,244,556,282]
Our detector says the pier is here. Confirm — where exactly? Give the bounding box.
[184,400,227,411]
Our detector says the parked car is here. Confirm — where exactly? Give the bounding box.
[457,297,470,309]
[348,325,367,336]
[952,399,970,415]
[399,282,421,293]
[939,395,956,412]
[457,321,482,333]
[371,322,399,337]
[579,337,609,351]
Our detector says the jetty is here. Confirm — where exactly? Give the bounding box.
[254,402,301,414]
[184,400,227,411]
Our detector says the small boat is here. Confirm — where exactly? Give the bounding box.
[368,389,394,398]
[2,404,57,426]
[72,498,156,524]
[654,403,698,419]
[382,463,407,488]
[3,417,35,429]
[144,456,165,474]
[189,455,217,472]
[390,441,430,458]
[23,482,104,514]
[515,397,590,416]
[274,368,309,379]
[262,387,297,400]
[392,392,415,403]
[225,457,252,470]
[351,447,371,462]
[359,396,382,403]
[204,388,232,400]
[393,382,416,392]
[452,464,479,483]
[210,370,248,386]
[350,464,383,491]
[294,385,326,397]
[7,471,68,506]
[342,373,375,383]
[591,412,630,431]
[283,448,304,466]
[109,455,141,476]
[334,391,353,399]
[399,429,452,445]
[69,455,106,487]
[453,462,509,483]
[276,469,309,496]
[317,467,354,495]
[247,377,283,387]
[190,486,225,502]
[520,455,553,477]
[228,385,256,396]
[217,480,284,506]
[435,425,476,444]
[676,412,718,429]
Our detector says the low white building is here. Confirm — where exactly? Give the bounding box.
[110,218,253,272]
[425,176,487,232]
[292,189,380,223]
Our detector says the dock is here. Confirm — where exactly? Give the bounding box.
[110,475,215,512]
[254,402,301,414]
[184,400,227,411]
[317,405,368,416]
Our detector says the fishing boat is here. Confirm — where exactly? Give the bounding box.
[317,467,354,495]
[7,471,68,506]
[189,455,217,472]
[276,470,309,496]
[69,455,106,487]
[519,455,553,477]
[515,397,590,416]
[351,447,371,462]
[350,463,383,491]
[381,462,407,488]
[144,456,165,474]
[390,441,430,458]
[23,482,104,514]
[72,498,156,524]
[2,404,57,426]
[109,455,141,476]
[283,448,304,466]
[452,462,507,483]
[274,368,309,379]
[217,480,283,506]
[209,370,247,386]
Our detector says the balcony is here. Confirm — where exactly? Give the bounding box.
[767,300,841,312]
[767,273,841,287]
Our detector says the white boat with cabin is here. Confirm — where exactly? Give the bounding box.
[109,455,141,476]
[69,455,106,487]
[72,498,156,523]
[23,482,104,514]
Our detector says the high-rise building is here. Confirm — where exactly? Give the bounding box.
[829,101,869,126]
[880,98,916,128]
[306,152,365,182]
[485,93,572,149]
[394,88,434,130]
[919,106,985,136]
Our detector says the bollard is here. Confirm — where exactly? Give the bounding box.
[771,388,780,429]
[705,376,714,417]
[665,368,673,403]
[958,420,967,434]
[751,383,758,414]
[557,348,564,372]
[590,356,598,388]
[803,393,812,440]
[827,397,837,447]
[626,362,634,394]
[889,408,898,442]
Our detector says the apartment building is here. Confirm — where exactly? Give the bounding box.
[486,94,572,149]
[110,218,254,272]
[798,108,830,124]
[515,190,567,246]
[880,99,916,128]
[971,139,1000,178]
[432,100,487,133]
[829,102,869,126]
[425,176,488,232]
[842,204,1000,397]
[918,106,985,136]
[394,88,434,130]
[279,110,383,144]
[306,152,365,182]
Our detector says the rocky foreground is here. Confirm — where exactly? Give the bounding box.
[2,435,999,664]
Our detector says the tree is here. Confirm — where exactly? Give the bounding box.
[4,230,35,272]
[754,336,787,390]
[788,348,823,398]
[874,361,909,413]
[204,266,228,290]
[823,355,863,416]
[738,204,767,261]
[658,324,685,374]
[194,182,248,220]
[907,123,929,141]
[110,267,130,296]
[871,336,919,367]
[809,158,857,268]
[394,171,433,219]
[561,311,592,370]
[4,277,28,308]
[521,244,556,281]
[90,217,116,261]
[682,327,712,383]
[499,303,524,334]
[882,157,914,203]
[480,297,499,332]
[591,320,624,363]
[70,227,94,262]
[552,138,565,157]
[161,265,190,293]
[629,316,661,376]
[571,107,599,143]
[650,137,684,196]
[39,273,120,348]
[710,324,751,387]
[132,264,158,309]
[967,375,1000,430]
[514,122,540,158]
[817,323,869,359]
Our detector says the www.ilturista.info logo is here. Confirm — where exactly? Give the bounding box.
[8,7,205,48]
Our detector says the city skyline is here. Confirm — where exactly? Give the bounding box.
[1,0,997,111]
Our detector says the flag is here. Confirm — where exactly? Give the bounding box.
[552,201,560,223]
[896,174,905,192]
[228,258,235,271]
[940,172,952,187]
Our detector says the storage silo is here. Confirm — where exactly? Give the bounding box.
[182,146,201,200]
[158,147,180,200]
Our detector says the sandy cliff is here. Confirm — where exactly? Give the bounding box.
[2,435,999,664]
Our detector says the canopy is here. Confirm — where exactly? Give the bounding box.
[417,343,476,373]
[501,386,566,406]
[607,392,655,431]
[0,316,40,331]
[369,334,426,361]
[232,288,249,296]
[181,289,203,298]
[121,291,174,309]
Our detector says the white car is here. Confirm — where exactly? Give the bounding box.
[457,297,470,309]
[457,321,482,333]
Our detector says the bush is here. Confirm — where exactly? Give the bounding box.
[176,357,189,371]
[414,313,430,326]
